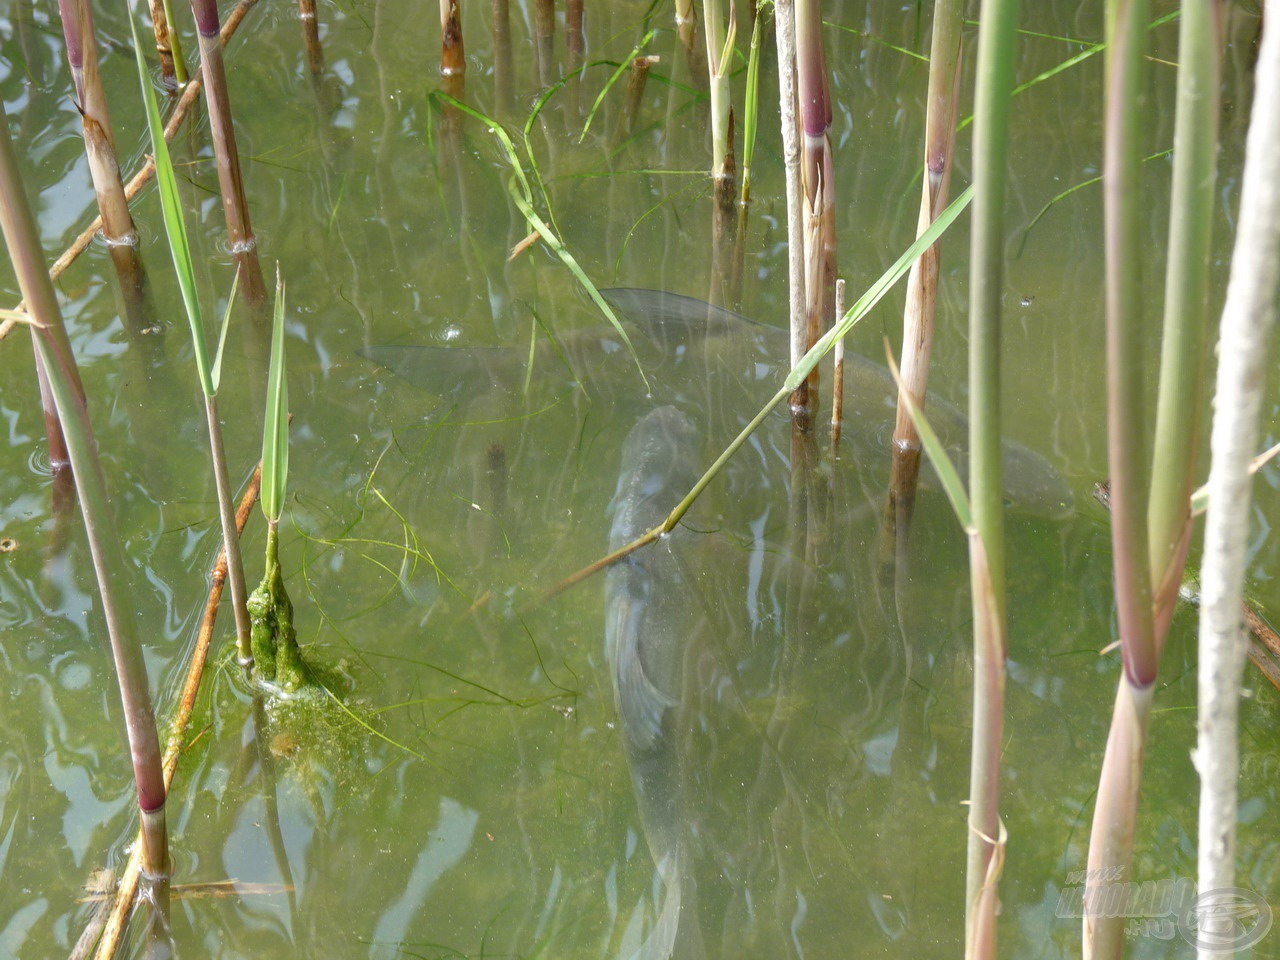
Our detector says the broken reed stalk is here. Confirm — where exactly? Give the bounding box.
[619,55,658,140]
[964,1,1017,957]
[58,0,149,313]
[792,0,835,418]
[567,0,584,76]
[0,0,259,346]
[774,0,807,410]
[188,0,268,305]
[885,0,963,530]
[146,0,180,87]
[492,0,512,106]
[0,99,169,887]
[58,0,137,241]
[299,0,325,79]
[87,467,262,960]
[703,0,737,211]
[439,0,465,98]
[675,0,697,54]
[1084,3,1223,957]
[534,0,555,86]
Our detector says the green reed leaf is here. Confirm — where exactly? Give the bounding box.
[127,6,212,396]
[261,268,289,522]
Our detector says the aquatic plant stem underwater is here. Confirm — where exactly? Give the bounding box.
[0,100,169,884]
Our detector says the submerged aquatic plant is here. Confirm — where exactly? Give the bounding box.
[248,270,309,692]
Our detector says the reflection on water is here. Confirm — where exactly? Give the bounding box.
[0,2,1277,959]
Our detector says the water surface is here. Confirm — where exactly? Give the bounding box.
[1,3,1277,959]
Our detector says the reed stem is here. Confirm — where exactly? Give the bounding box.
[59,0,138,245]
[189,0,267,304]
[146,0,180,87]
[440,0,465,98]
[1085,4,1158,958]
[886,0,962,528]
[0,100,168,881]
[792,0,835,416]
[1195,1,1276,948]
[773,0,807,408]
[965,1,1017,955]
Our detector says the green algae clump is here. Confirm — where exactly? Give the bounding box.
[249,523,310,693]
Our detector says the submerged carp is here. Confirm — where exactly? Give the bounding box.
[605,405,705,960]
[360,288,1074,519]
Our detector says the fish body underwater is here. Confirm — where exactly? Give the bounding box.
[604,405,706,960]
[360,288,1074,520]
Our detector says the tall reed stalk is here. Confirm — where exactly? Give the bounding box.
[1196,7,1279,944]
[792,0,835,419]
[1084,4,1223,957]
[0,100,169,883]
[773,0,807,411]
[964,2,1016,957]
[885,0,962,530]
[188,0,267,304]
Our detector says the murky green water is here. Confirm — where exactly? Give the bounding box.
[2,2,1278,958]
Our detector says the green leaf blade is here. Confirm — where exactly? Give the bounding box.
[261,269,289,522]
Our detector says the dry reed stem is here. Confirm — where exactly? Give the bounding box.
[87,465,261,960]
[145,0,177,85]
[0,0,259,344]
